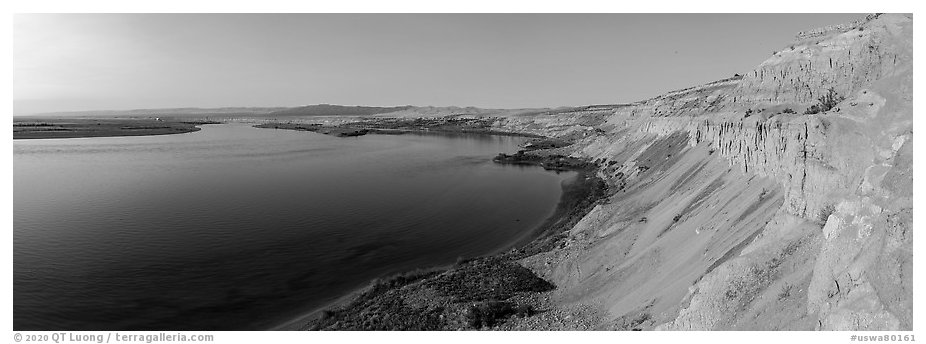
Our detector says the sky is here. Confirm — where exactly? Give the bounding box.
[13,13,864,114]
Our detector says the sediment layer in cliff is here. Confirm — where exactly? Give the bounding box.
[502,13,911,330]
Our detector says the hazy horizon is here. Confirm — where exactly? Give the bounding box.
[15,13,863,115]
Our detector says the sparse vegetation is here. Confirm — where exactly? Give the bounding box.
[309,270,449,330]
[778,284,794,300]
[425,257,555,302]
[781,108,796,114]
[367,269,443,299]
[758,188,769,200]
[818,203,837,226]
[804,88,845,114]
[308,257,554,330]
[465,301,535,328]
[493,151,596,171]
[523,138,572,151]
[613,312,652,330]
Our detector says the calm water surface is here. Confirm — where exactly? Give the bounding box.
[14,124,574,330]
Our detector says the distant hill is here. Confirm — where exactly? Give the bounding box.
[265,104,414,117]
[24,107,288,118]
[21,104,558,119]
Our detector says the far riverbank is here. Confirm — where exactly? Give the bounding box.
[13,118,221,139]
[253,117,542,138]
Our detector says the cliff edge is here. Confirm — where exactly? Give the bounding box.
[496,13,912,330]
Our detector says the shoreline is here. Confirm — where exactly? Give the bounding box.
[278,154,606,330]
[270,263,455,331]
[369,128,542,138]
[506,168,606,257]
[253,120,544,139]
[12,118,221,140]
[270,171,596,330]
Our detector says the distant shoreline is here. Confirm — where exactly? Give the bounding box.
[12,118,221,140]
[253,118,544,139]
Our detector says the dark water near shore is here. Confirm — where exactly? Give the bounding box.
[14,124,574,330]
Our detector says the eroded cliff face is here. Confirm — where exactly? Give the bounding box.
[504,13,912,330]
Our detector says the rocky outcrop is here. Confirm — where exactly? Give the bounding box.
[503,13,912,330]
[795,14,882,40]
[734,13,910,110]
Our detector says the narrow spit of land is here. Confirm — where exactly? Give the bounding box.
[254,117,542,138]
[13,118,221,139]
[282,142,608,331]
